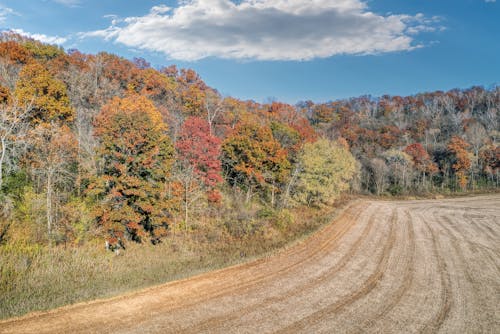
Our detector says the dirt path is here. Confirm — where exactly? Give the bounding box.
[1,195,499,334]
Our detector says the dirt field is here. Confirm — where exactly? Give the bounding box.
[1,195,499,333]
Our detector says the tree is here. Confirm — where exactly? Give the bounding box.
[292,138,356,207]
[90,94,174,247]
[27,124,77,239]
[14,61,74,125]
[370,158,388,196]
[383,149,414,193]
[175,117,223,225]
[270,121,301,159]
[222,119,290,203]
[465,122,487,188]
[0,98,31,192]
[404,143,438,188]
[479,144,499,187]
[176,117,222,190]
[204,90,223,135]
[447,136,471,191]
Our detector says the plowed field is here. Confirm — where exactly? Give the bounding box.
[1,195,499,333]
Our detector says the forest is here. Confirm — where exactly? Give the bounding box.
[0,31,498,251]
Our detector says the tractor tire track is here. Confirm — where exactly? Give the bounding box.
[1,195,499,334]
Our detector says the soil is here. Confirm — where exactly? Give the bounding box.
[1,195,499,333]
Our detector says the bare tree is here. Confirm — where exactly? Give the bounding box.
[465,122,488,188]
[173,163,205,231]
[0,100,31,191]
[29,124,77,238]
[204,90,223,135]
[370,158,388,196]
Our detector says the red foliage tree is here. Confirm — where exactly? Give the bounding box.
[176,117,223,201]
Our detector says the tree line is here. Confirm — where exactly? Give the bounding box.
[0,32,498,249]
[0,33,355,249]
[300,85,499,195]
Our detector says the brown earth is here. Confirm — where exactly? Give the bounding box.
[1,195,499,333]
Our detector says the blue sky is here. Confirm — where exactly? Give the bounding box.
[0,0,498,103]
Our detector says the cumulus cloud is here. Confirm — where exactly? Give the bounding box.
[81,0,442,61]
[12,28,67,45]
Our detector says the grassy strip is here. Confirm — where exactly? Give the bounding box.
[0,200,349,320]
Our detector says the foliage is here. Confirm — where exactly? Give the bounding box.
[14,61,73,124]
[222,118,290,197]
[23,41,65,61]
[293,138,356,207]
[447,136,472,190]
[176,116,222,190]
[0,34,496,259]
[90,94,174,246]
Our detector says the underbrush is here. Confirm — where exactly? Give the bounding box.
[0,199,347,320]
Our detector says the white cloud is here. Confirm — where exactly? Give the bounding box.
[12,28,67,45]
[485,0,496,3]
[81,0,442,61]
[0,5,15,23]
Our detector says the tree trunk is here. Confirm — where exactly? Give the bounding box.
[245,185,252,204]
[271,181,275,208]
[47,171,53,239]
[283,167,299,208]
[0,137,5,191]
[184,181,189,230]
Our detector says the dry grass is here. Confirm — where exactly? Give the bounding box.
[0,203,342,320]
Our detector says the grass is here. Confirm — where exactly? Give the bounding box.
[0,200,347,320]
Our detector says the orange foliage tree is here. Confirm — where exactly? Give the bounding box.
[404,143,438,187]
[447,136,471,191]
[222,118,290,204]
[90,94,174,247]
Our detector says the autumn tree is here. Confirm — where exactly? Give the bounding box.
[178,69,208,116]
[175,117,223,225]
[90,94,174,247]
[28,124,77,239]
[479,144,499,186]
[204,90,223,135]
[404,143,438,188]
[222,119,290,204]
[292,138,356,207]
[447,136,471,191]
[10,61,77,242]
[14,61,74,124]
[270,121,301,160]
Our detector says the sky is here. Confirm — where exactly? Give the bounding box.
[0,0,499,103]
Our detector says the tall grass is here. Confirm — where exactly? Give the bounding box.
[0,201,345,320]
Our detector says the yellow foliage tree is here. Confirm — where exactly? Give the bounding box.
[14,61,74,125]
[293,138,356,207]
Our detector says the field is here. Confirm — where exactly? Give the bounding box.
[1,195,499,333]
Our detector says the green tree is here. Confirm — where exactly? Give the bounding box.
[293,138,356,207]
[90,94,174,247]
